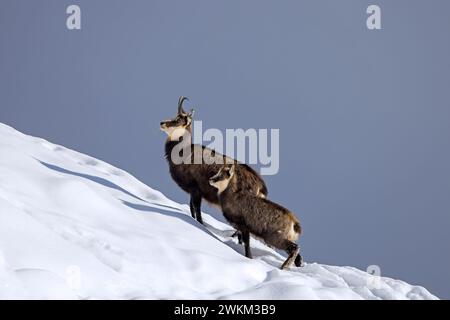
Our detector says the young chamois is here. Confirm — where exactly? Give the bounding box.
[160,96,268,225]
[209,161,303,269]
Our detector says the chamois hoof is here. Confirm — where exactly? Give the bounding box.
[231,230,243,244]
[196,216,204,225]
[294,253,303,267]
[280,264,289,270]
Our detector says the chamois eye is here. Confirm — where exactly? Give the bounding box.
[178,116,187,125]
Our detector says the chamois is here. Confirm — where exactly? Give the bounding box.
[209,161,302,269]
[160,96,268,225]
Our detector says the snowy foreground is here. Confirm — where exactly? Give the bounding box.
[0,123,437,300]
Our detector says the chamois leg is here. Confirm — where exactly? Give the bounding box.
[294,252,303,267]
[190,192,203,224]
[280,240,299,270]
[242,229,252,259]
[189,197,196,220]
[231,230,243,244]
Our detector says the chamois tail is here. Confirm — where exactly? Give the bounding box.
[286,212,301,241]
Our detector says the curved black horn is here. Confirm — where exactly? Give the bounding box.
[178,96,189,114]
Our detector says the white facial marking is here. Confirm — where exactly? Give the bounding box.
[161,126,187,141]
[210,178,230,194]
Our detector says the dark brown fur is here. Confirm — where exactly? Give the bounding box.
[161,97,268,225]
[210,165,302,269]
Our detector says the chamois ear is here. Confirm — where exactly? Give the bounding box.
[229,163,236,177]
[222,155,228,167]
[185,108,194,127]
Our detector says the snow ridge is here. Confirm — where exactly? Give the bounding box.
[0,123,437,299]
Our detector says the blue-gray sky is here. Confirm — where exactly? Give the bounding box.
[1,0,449,299]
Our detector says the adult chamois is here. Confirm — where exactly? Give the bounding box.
[209,160,302,269]
[160,96,268,225]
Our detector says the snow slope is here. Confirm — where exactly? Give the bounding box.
[0,123,437,300]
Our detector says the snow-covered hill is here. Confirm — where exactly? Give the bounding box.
[0,123,437,299]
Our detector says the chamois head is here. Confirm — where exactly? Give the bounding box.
[160,96,195,140]
[209,160,236,194]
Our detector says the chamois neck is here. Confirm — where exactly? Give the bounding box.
[164,139,181,161]
[164,133,193,163]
